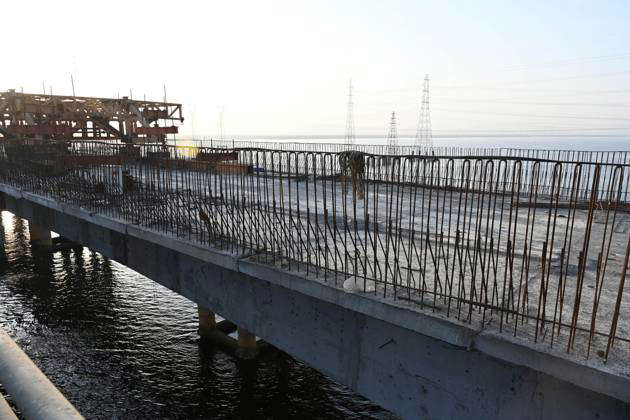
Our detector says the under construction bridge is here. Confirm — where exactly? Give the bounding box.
[0,138,629,419]
[0,90,183,143]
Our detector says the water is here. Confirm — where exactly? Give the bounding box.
[0,213,395,419]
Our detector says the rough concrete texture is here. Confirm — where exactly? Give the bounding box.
[1,186,630,419]
[27,221,52,247]
[0,217,5,263]
[94,165,630,366]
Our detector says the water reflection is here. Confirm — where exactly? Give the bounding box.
[0,211,394,419]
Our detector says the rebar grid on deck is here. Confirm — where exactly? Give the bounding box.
[187,138,630,165]
[1,140,629,366]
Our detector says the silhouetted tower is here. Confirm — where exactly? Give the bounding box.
[218,106,225,140]
[386,111,398,155]
[344,80,355,146]
[415,74,433,149]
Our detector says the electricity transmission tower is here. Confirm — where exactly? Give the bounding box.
[415,74,433,149]
[386,111,398,155]
[344,80,355,146]
[218,107,225,140]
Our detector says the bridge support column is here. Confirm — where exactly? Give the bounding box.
[236,327,257,358]
[197,306,216,337]
[0,216,5,264]
[28,222,52,248]
[0,195,5,263]
[196,306,259,358]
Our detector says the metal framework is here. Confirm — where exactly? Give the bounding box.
[344,80,356,146]
[386,111,398,155]
[1,141,629,365]
[415,74,433,148]
[202,139,630,165]
[0,90,183,143]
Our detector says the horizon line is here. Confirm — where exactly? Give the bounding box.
[180,133,630,140]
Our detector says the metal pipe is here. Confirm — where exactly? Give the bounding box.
[0,327,83,420]
[0,393,18,420]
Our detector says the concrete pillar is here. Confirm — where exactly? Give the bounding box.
[0,220,6,264]
[236,327,258,359]
[237,327,257,349]
[0,195,5,261]
[197,306,216,337]
[28,222,52,248]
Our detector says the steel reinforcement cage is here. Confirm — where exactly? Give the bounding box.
[181,138,630,165]
[0,140,629,365]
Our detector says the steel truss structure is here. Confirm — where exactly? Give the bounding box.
[0,90,183,143]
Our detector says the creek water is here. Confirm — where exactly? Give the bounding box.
[0,213,395,419]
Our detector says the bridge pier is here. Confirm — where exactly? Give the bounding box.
[0,215,6,265]
[28,222,52,249]
[236,327,257,358]
[0,195,5,263]
[197,306,216,336]
[197,305,259,358]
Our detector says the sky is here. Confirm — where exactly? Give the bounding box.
[2,0,630,139]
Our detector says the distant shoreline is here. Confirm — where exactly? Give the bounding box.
[179,133,630,139]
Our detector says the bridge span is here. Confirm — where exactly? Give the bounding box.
[0,141,629,419]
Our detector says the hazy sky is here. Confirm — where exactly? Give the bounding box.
[2,0,630,138]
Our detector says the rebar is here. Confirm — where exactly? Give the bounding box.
[1,140,628,365]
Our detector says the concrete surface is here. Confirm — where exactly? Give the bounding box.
[1,185,629,419]
[0,219,5,264]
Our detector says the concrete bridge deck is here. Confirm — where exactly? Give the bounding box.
[1,183,629,419]
[74,164,630,370]
[1,143,629,418]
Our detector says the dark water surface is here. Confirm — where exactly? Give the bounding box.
[0,213,395,419]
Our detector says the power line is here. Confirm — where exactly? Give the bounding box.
[357,87,630,97]
[431,98,630,107]
[354,95,630,108]
[493,52,630,72]
[412,126,630,133]
[355,125,630,133]
[434,69,630,89]
[430,107,630,121]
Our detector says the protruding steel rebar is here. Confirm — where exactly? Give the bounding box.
[0,139,628,363]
